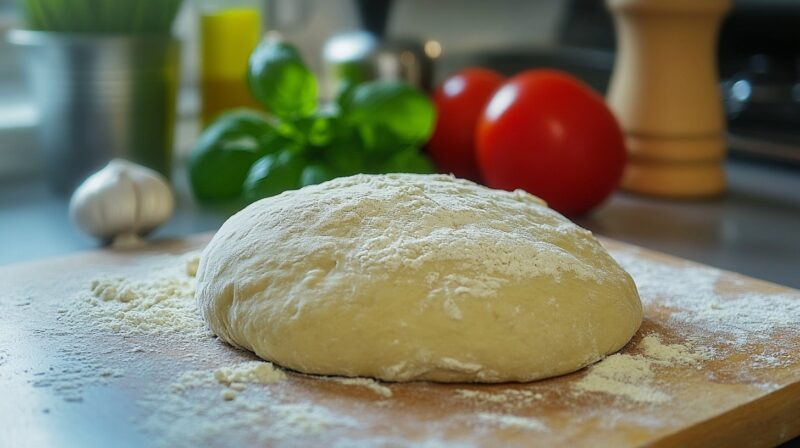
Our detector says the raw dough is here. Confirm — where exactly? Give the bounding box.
[196,174,642,382]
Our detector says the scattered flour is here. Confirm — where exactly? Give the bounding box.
[575,353,670,404]
[613,251,800,348]
[25,295,130,403]
[140,385,357,447]
[137,360,363,446]
[29,358,124,403]
[332,377,393,398]
[269,403,359,438]
[27,255,200,405]
[172,360,286,401]
[691,294,800,346]
[574,333,710,403]
[64,276,210,339]
[455,388,543,408]
[639,334,707,366]
[750,350,796,369]
[477,412,548,432]
[34,269,206,403]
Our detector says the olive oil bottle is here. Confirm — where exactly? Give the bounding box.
[198,0,263,125]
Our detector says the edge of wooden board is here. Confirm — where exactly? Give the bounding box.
[651,380,800,448]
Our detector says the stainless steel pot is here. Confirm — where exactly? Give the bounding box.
[8,30,179,194]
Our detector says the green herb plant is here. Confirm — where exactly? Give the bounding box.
[189,38,437,206]
[20,0,183,34]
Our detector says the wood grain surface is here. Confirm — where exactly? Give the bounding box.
[0,234,798,448]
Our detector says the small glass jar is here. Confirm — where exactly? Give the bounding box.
[197,0,264,125]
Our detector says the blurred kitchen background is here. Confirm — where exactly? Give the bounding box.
[0,0,798,287]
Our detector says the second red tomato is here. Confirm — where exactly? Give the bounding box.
[476,70,626,216]
[429,68,505,181]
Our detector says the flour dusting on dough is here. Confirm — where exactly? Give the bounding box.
[197,174,642,383]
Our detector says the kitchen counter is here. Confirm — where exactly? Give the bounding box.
[1,159,798,289]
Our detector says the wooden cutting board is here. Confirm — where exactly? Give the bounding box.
[1,233,799,448]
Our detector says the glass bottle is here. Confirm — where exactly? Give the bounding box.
[197,0,264,125]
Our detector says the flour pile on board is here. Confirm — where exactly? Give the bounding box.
[575,353,669,404]
[172,361,286,401]
[214,360,287,385]
[639,334,708,365]
[574,334,708,403]
[64,275,210,339]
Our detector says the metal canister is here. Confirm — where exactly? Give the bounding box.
[9,30,179,194]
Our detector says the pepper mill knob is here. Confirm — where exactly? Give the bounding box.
[606,0,731,198]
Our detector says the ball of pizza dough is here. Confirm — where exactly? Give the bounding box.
[196,174,642,382]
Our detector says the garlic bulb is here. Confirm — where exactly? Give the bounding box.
[69,159,175,244]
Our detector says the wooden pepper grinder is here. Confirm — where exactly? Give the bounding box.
[606,0,731,198]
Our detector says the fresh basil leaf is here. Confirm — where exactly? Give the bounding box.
[242,150,306,203]
[189,109,279,201]
[341,81,436,152]
[248,39,318,120]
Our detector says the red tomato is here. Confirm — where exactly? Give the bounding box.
[429,68,505,181]
[476,70,626,216]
